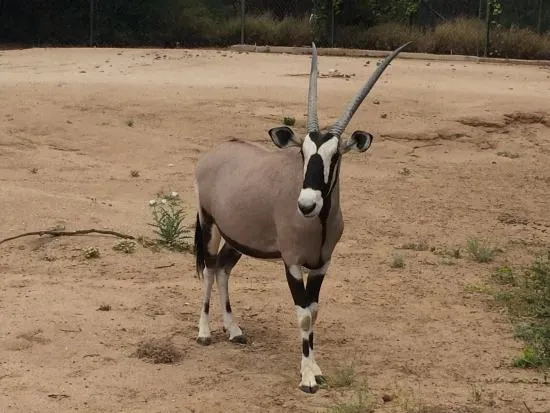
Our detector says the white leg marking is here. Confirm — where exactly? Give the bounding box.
[296,303,323,390]
[197,267,215,342]
[216,270,244,341]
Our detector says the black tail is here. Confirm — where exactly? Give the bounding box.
[194,213,205,279]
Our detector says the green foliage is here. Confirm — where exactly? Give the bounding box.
[467,239,498,263]
[1,1,548,60]
[490,253,550,370]
[148,191,192,252]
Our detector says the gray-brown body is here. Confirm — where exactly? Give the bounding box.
[195,138,344,269]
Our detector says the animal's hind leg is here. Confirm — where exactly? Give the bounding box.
[197,214,221,346]
[216,243,246,344]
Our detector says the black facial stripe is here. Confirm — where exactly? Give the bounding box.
[303,154,324,190]
[325,154,341,197]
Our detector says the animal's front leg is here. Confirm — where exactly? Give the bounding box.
[285,264,320,394]
[305,263,328,384]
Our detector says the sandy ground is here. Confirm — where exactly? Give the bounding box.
[1,47,550,413]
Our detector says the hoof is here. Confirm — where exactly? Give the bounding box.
[315,375,327,385]
[196,337,212,346]
[229,335,247,344]
[300,384,319,394]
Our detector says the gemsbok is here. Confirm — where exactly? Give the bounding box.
[193,41,411,393]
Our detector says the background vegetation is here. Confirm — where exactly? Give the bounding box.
[0,0,548,59]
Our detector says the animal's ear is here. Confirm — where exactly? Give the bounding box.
[268,126,302,148]
[339,130,373,154]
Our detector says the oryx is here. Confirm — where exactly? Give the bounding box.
[192,41,410,393]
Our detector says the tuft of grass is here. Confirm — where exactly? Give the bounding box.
[135,337,183,364]
[398,167,411,176]
[97,304,111,311]
[400,240,429,251]
[282,116,296,126]
[391,253,405,269]
[467,239,498,263]
[497,151,520,159]
[328,388,374,413]
[148,191,192,252]
[490,252,550,370]
[84,246,100,259]
[113,240,136,254]
[126,119,135,127]
[328,364,356,388]
[30,168,38,174]
[130,170,140,177]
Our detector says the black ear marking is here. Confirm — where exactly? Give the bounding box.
[339,130,374,154]
[351,130,373,152]
[268,126,301,148]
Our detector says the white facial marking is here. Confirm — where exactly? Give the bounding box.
[297,188,323,217]
[302,134,317,174]
[317,137,339,183]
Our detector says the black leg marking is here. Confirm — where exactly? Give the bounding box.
[203,302,210,315]
[309,332,314,350]
[217,243,242,275]
[216,243,246,345]
[302,339,310,358]
[305,274,325,305]
[285,266,306,308]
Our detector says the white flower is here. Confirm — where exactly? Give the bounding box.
[149,199,157,206]
[170,191,179,199]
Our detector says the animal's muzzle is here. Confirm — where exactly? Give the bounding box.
[297,188,323,218]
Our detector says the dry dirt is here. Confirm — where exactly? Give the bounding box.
[1,47,550,413]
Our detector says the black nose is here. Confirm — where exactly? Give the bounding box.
[298,203,315,215]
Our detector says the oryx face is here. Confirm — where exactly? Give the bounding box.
[267,39,408,218]
[268,127,373,218]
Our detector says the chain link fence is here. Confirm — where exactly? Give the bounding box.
[238,0,549,59]
[1,0,548,59]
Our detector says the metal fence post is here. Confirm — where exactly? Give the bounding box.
[89,0,94,46]
[331,2,335,47]
[484,0,491,57]
[240,0,245,44]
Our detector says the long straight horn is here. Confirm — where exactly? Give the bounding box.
[328,41,412,137]
[307,42,319,133]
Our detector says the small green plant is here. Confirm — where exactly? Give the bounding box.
[148,191,192,252]
[329,364,356,388]
[492,265,516,285]
[328,388,374,413]
[130,170,140,177]
[391,253,405,268]
[113,240,136,254]
[467,239,497,263]
[489,252,550,370]
[126,119,135,127]
[84,246,100,259]
[513,345,543,368]
[283,116,296,126]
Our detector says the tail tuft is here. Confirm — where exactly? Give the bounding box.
[194,213,205,279]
